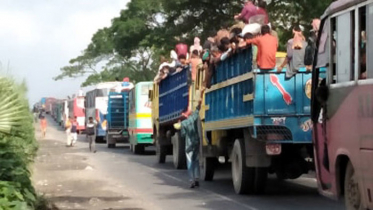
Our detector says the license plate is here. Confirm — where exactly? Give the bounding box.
[266,144,281,155]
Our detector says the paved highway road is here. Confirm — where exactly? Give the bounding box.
[33,119,344,210]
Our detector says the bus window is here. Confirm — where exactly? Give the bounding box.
[367,3,373,79]
[359,6,367,80]
[334,11,355,83]
[141,84,151,95]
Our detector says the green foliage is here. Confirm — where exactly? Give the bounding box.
[56,0,334,86]
[0,76,39,209]
[267,0,333,50]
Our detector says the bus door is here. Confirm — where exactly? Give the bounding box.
[137,83,153,133]
[312,17,333,193]
[360,3,373,207]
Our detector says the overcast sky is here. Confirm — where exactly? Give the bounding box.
[0,0,129,105]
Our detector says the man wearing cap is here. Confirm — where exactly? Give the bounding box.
[174,89,205,188]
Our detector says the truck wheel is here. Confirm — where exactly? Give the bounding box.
[200,157,216,181]
[345,161,362,210]
[254,167,268,194]
[134,145,145,154]
[173,132,186,169]
[231,139,255,194]
[156,137,166,163]
[106,134,115,148]
[95,136,101,143]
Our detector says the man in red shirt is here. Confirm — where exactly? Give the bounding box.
[245,25,278,70]
[234,0,257,24]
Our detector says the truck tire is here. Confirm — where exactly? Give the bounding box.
[134,144,145,154]
[106,134,115,148]
[200,157,216,181]
[344,161,362,210]
[173,132,186,169]
[232,139,255,194]
[155,133,167,163]
[254,167,268,194]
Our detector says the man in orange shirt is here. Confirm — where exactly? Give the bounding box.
[245,25,278,70]
[40,116,47,138]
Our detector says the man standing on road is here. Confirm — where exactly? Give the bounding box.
[86,117,97,153]
[40,116,47,138]
[174,89,205,188]
[70,117,78,146]
[65,117,72,147]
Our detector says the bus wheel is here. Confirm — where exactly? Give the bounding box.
[156,138,166,163]
[134,145,145,154]
[172,132,186,169]
[345,161,362,210]
[232,139,255,194]
[200,157,216,181]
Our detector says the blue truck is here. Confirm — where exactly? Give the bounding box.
[151,67,191,169]
[151,47,324,194]
[199,48,326,194]
[106,91,130,148]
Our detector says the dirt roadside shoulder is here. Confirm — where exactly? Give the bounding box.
[32,120,158,210]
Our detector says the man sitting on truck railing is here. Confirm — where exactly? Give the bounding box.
[277,25,308,78]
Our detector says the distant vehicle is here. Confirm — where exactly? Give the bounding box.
[150,66,191,169]
[106,80,134,148]
[311,0,373,209]
[41,97,46,108]
[55,101,63,126]
[45,98,56,114]
[61,100,69,128]
[85,82,123,142]
[128,82,153,154]
[68,96,85,134]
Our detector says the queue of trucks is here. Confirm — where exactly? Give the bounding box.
[32,1,373,209]
[36,52,323,196]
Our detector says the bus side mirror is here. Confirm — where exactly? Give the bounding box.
[316,85,329,105]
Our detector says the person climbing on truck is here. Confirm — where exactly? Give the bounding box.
[234,0,258,24]
[245,24,278,71]
[173,88,205,188]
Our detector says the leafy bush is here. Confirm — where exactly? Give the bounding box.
[0,77,39,209]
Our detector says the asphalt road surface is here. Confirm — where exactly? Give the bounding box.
[32,118,345,210]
